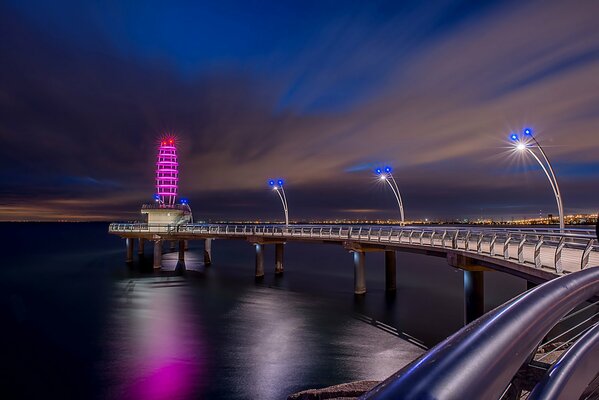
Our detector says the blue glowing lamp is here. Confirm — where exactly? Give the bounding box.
[510,133,518,141]
[277,179,284,186]
[375,168,382,175]
[268,179,275,187]
[384,166,392,173]
[523,128,532,136]
[180,198,188,204]
[153,194,160,201]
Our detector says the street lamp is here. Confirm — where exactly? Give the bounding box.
[268,178,289,226]
[375,166,406,226]
[510,128,564,231]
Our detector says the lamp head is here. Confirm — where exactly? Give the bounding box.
[384,166,392,173]
[510,133,518,141]
[523,128,532,136]
[268,179,275,187]
[516,143,526,151]
[374,168,382,175]
[277,179,284,186]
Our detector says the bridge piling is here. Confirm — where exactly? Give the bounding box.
[204,239,212,265]
[126,238,134,263]
[275,243,284,274]
[178,240,185,262]
[385,250,397,291]
[169,240,176,252]
[184,240,189,251]
[255,243,265,278]
[353,251,366,295]
[464,270,484,324]
[153,240,162,269]
[138,238,145,255]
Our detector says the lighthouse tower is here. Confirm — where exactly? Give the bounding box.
[141,137,192,226]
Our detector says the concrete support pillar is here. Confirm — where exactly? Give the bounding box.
[153,240,162,269]
[255,243,264,278]
[385,250,397,291]
[353,251,366,295]
[184,240,189,251]
[275,243,284,274]
[126,238,134,263]
[169,240,176,252]
[464,270,484,324]
[178,240,185,262]
[137,238,145,255]
[204,239,212,266]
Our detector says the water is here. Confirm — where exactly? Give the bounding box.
[0,222,528,399]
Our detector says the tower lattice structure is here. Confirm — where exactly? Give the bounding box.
[156,138,179,207]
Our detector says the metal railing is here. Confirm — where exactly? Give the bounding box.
[108,223,598,273]
[360,266,599,400]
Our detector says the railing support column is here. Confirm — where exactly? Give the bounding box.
[178,240,185,262]
[464,270,484,324]
[137,238,145,255]
[204,239,212,265]
[354,251,366,295]
[275,243,284,275]
[126,238,134,263]
[153,240,162,269]
[255,243,264,278]
[385,250,397,291]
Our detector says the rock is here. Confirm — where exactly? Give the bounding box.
[287,380,380,400]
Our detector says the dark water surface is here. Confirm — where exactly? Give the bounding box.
[0,222,528,399]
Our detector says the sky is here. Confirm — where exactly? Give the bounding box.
[1,0,598,222]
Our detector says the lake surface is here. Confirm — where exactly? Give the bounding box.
[0,222,529,399]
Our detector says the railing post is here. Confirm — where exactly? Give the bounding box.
[464,230,471,251]
[409,230,414,245]
[555,237,565,273]
[430,231,436,246]
[534,236,544,269]
[518,235,526,263]
[503,235,512,260]
[419,231,424,245]
[490,233,497,256]
[476,233,483,254]
[581,239,594,270]
[441,230,447,248]
[452,231,459,250]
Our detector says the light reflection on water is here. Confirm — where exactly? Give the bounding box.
[105,278,207,400]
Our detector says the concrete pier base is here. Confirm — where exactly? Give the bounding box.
[353,251,366,295]
[153,240,162,269]
[255,243,264,278]
[204,239,212,265]
[275,243,284,274]
[385,250,397,291]
[464,270,484,324]
[126,238,134,263]
[137,238,145,255]
[178,240,185,262]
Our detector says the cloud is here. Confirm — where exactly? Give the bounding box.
[0,0,598,221]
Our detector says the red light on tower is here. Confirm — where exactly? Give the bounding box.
[156,137,179,207]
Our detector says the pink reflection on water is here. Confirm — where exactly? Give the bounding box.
[108,278,207,400]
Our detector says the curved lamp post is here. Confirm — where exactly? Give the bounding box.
[180,198,194,223]
[268,179,289,226]
[375,166,405,226]
[510,128,564,232]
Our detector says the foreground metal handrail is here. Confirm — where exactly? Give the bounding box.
[360,267,599,400]
[528,321,599,400]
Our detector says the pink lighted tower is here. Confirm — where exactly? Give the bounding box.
[156,138,179,207]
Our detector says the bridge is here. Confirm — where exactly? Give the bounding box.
[108,223,598,324]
